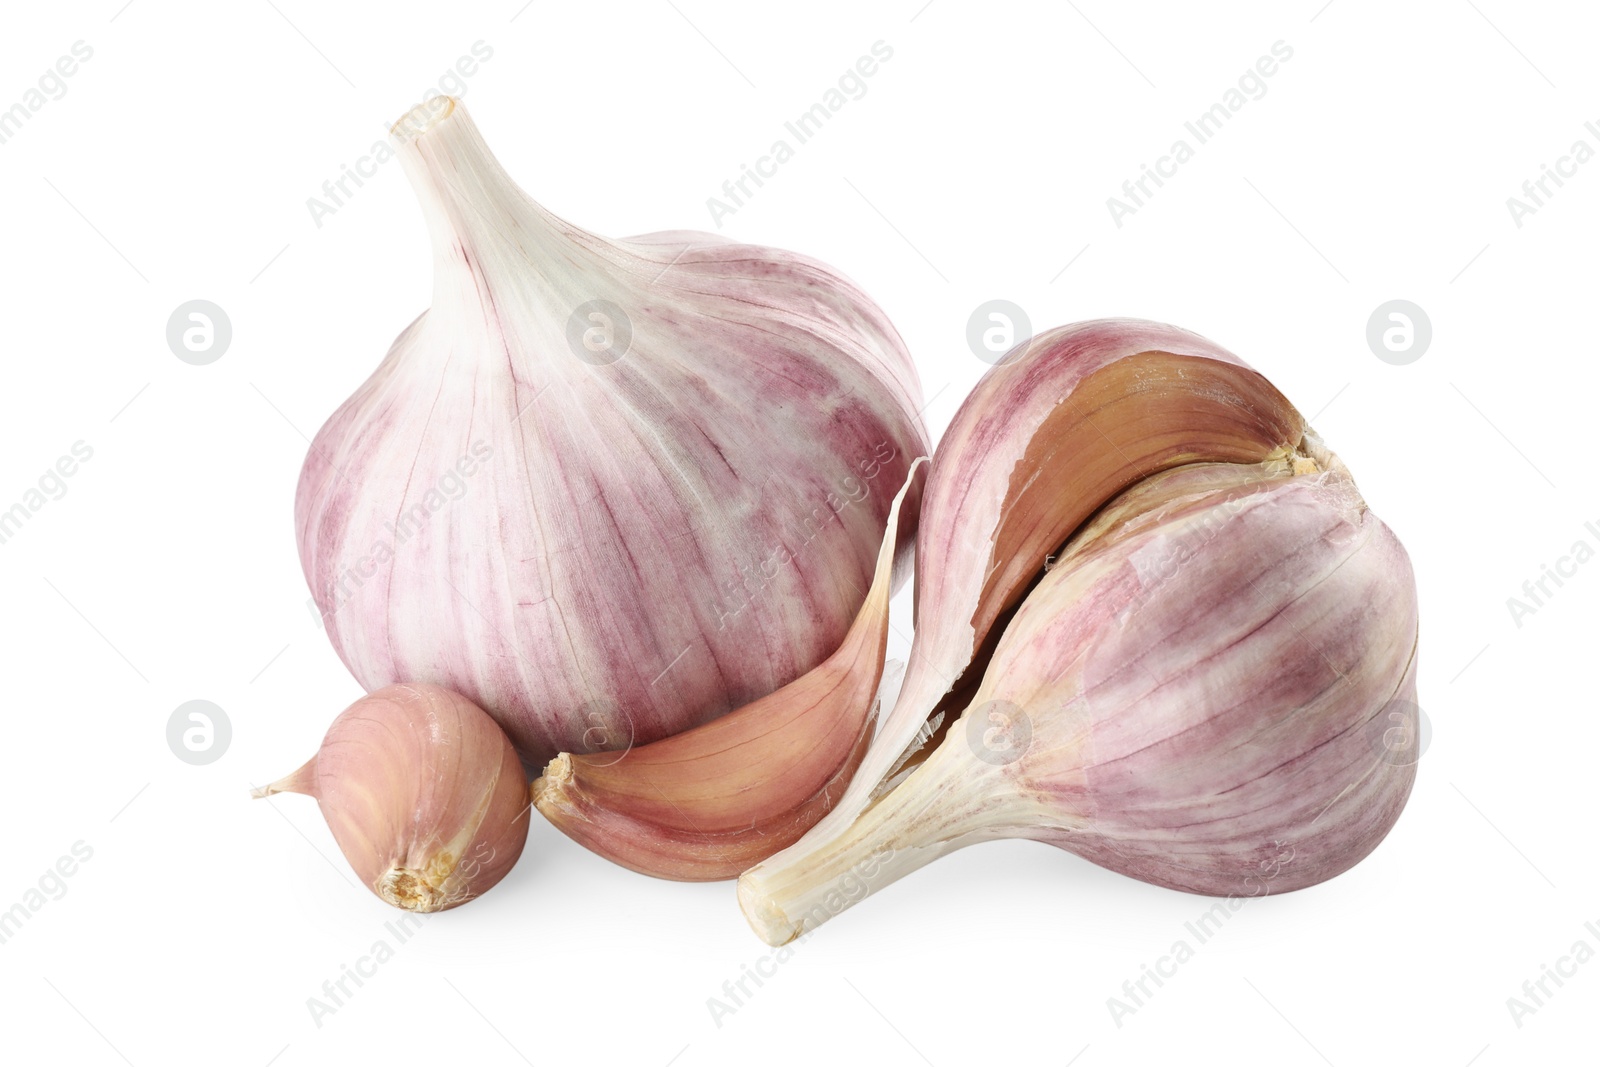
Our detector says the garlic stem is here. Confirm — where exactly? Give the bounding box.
[249,757,316,799]
[738,736,1055,945]
[394,98,578,327]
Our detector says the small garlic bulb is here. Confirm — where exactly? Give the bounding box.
[296,97,929,763]
[253,683,529,912]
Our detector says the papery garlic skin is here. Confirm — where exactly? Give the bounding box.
[740,462,1419,944]
[254,683,529,912]
[296,99,928,763]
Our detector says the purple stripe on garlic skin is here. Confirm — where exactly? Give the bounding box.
[296,99,929,763]
[738,462,1419,944]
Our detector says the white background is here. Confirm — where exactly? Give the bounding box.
[0,1,1594,1064]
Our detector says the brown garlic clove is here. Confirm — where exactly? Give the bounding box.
[253,683,529,912]
[739,458,1419,944]
[531,461,925,880]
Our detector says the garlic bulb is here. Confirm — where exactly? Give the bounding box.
[253,683,529,912]
[532,460,924,881]
[296,97,929,763]
[739,457,1419,943]
[739,319,1420,943]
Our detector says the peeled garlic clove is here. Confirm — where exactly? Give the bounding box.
[296,97,929,764]
[532,461,924,881]
[788,319,1311,868]
[253,683,529,912]
[739,461,1419,944]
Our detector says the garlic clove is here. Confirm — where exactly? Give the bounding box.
[531,461,925,881]
[860,456,1325,796]
[739,461,1419,944]
[253,683,529,912]
[779,319,1313,874]
[296,98,929,766]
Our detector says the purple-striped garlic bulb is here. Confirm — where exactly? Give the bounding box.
[740,456,1419,943]
[739,319,1421,944]
[295,98,928,763]
[253,684,529,912]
